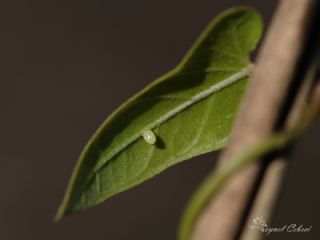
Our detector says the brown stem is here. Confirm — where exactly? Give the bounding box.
[191,1,318,240]
[240,62,316,240]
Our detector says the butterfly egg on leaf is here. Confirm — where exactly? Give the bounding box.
[142,129,156,145]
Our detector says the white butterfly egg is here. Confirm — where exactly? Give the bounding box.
[143,129,156,145]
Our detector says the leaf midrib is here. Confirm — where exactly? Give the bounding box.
[92,66,250,173]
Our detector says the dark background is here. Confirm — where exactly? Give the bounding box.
[1,0,319,239]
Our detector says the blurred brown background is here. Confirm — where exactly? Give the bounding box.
[0,0,319,239]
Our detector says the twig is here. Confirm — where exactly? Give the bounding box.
[191,1,318,239]
[240,62,316,240]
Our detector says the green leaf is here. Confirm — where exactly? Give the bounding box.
[178,128,298,240]
[55,7,263,220]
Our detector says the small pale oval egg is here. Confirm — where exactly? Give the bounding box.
[143,130,156,144]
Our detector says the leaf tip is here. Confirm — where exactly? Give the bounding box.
[53,202,68,222]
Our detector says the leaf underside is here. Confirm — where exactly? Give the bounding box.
[56,7,262,220]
